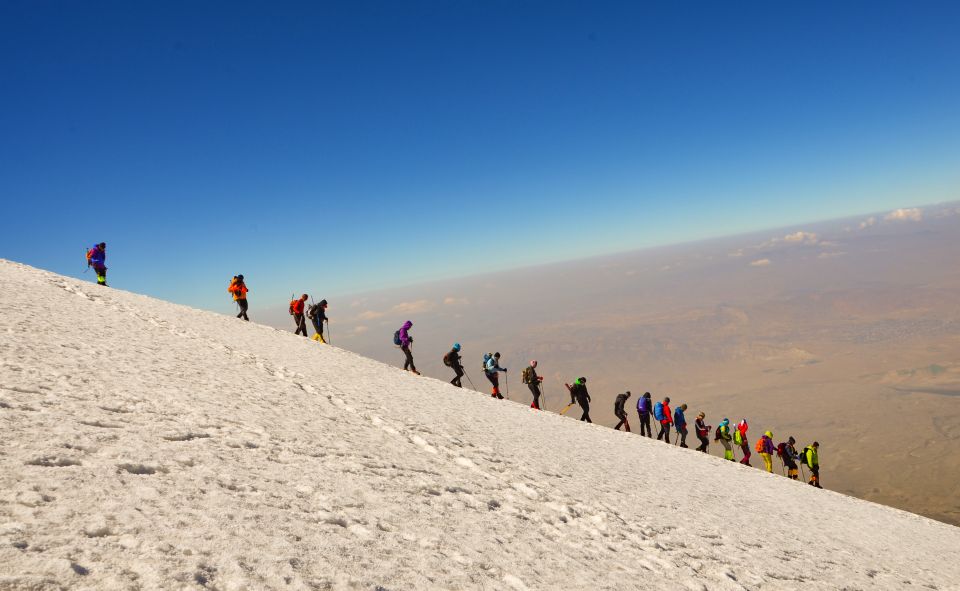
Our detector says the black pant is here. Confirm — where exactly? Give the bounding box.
[638,413,652,437]
[696,434,709,452]
[677,425,688,447]
[657,421,670,443]
[294,313,308,336]
[614,411,630,431]
[528,382,541,408]
[451,364,464,387]
[402,346,416,371]
[578,397,591,422]
[236,299,249,321]
[93,265,107,285]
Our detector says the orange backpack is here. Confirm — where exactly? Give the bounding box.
[289,299,297,315]
[755,437,766,453]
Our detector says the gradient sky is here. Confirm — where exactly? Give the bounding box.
[2,1,959,312]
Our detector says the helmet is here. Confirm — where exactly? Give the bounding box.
[764,431,773,438]
[529,360,537,367]
[453,343,461,351]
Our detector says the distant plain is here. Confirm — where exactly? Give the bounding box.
[313,203,960,525]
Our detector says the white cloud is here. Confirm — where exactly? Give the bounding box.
[783,231,819,244]
[859,216,877,230]
[352,325,369,334]
[390,299,435,315]
[884,208,923,222]
[817,251,845,259]
[356,310,385,321]
[443,297,469,306]
[728,249,745,257]
[750,258,771,267]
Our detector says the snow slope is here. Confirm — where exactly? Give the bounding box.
[1,259,958,591]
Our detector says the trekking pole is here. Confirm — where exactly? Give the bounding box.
[325,319,331,344]
[505,371,510,400]
[463,369,477,391]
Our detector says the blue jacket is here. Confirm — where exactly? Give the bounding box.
[484,356,506,375]
[674,408,686,429]
[654,402,665,422]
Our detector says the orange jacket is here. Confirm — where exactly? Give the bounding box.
[291,299,305,314]
[228,280,248,301]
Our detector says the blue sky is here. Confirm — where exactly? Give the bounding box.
[1,1,959,311]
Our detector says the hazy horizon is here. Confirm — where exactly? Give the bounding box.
[256,201,960,526]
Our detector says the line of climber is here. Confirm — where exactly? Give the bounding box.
[83,255,823,489]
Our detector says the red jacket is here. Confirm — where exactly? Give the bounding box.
[292,299,305,314]
[661,403,673,424]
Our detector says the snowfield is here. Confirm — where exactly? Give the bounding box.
[1,259,958,591]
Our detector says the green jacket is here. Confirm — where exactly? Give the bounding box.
[719,424,732,441]
[804,446,819,468]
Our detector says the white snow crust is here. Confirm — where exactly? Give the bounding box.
[1,259,958,590]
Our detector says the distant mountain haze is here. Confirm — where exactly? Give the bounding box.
[299,203,960,526]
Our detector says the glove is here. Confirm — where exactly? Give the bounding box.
[538,376,543,382]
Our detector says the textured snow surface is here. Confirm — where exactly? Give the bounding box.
[1,259,958,591]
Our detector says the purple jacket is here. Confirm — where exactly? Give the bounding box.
[399,321,413,347]
[760,435,774,455]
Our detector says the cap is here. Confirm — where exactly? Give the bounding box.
[320,299,328,306]
[453,343,461,351]
[237,274,244,280]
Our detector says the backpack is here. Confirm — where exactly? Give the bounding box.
[638,397,650,414]
[289,300,297,315]
[653,402,664,421]
[776,442,787,458]
[733,430,743,445]
[714,425,722,441]
[306,304,319,320]
[443,352,452,367]
[755,437,765,453]
[393,330,402,346]
[521,366,533,384]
